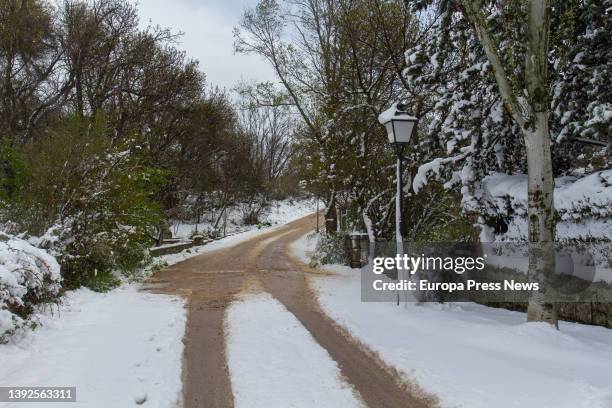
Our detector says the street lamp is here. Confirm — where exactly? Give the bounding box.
[381,105,417,148]
[378,103,417,305]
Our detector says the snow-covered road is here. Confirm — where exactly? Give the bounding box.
[4,207,608,408]
[226,291,363,408]
[0,201,319,408]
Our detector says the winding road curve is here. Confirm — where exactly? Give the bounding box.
[148,214,437,408]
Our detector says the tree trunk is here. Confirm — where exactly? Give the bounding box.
[524,114,558,328]
[524,0,557,328]
[463,0,558,327]
[213,205,227,230]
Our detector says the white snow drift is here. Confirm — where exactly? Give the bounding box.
[170,198,317,239]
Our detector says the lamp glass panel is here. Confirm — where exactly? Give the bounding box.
[392,119,415,144]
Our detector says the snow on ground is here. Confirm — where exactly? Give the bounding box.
[0,199,314,406]
[292,233,612,408]
[171,198,317,239]
[0,285,186,408]
[266,199,318,225]
[225,291,364,408]
[157,224,298,267]
[158,200,316,267]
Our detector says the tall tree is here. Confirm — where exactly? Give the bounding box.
[464,1,556,325]
[405,0,610,326]
[235,0,440,239]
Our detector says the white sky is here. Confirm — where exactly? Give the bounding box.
[136,0,277,90]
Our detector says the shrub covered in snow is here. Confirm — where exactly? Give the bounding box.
[474,170,612,243]
[311,232,349,267]
[0,232,61,342]
[1,116,165,289]
[470,170,612,268]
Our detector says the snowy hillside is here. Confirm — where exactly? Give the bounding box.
[170,198,316,239]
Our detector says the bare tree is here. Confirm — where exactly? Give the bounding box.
[237,97,295,193]
[235,0,420,238]
[0,0,73,141]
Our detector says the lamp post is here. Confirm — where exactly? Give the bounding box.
[316,197,319,233]
[378,103,417,305]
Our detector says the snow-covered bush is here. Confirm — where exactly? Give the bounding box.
[2,116,164,290]
[0,232,61,342]
[475,170,612,242]
[473,170,612,267]
[310,232,349,267]
[400,0,611,271]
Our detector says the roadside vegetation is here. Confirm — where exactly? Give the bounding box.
[0,0,301,339]
[0,0,609,338]
[236,0,610,327]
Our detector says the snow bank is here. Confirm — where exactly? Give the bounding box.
[171,198,315,239]
[289,232,318,265]
[160,200,315,267]
[0,285,186,407]
[0,232,61,341]
[292,234,612,408]
[226,292,363,408]
[265,198,317,225]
